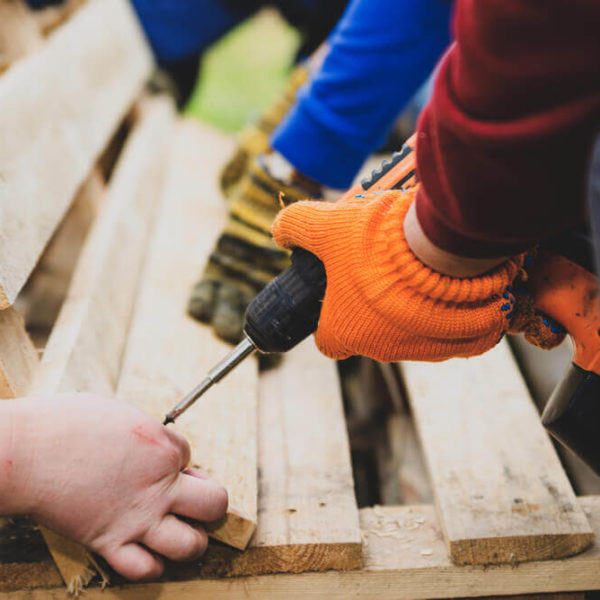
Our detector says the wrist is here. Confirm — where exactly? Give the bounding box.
[403,200,507,277]
[0,399,34,516]
[262,151,323,199]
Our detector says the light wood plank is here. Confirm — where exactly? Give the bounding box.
[33,0,84,36]
[19,168,105,336]
[0,0,42,73]
[0,0,152,308]
[195,340,362,576]
[0,307,38,399]
[116,119,258,551]
[6,497,600,600]
[29,96,175,592]
[399,340,594,565]
[250,340,361,570]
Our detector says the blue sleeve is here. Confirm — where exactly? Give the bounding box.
[130,0,256,63]
[271,0,453,189]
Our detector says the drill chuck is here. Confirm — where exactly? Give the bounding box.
[244,248,327,353]
[163,249,325,424]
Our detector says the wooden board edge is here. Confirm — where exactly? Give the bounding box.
[0,289,11,311]
[225,542,364,577]
[0,307,38,398]
[3,499,600,598]
[449,532,596,566]
[207,511,258,551]
[0,561,61,593]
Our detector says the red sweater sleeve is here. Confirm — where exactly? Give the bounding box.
[415,0,600,258]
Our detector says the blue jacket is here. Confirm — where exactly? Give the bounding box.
[272,0,453,188]
[130,0,347,64]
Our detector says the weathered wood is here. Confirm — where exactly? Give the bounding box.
[0,0,152,308]
[19,168,105,337]
[116,119,258,551]
[399,340,594,565]
[32,0,84,35]
[0,307,38,399]
[0,0,42,74]
[193,340,362,577]
[29,96,175,592]
[249,340,361,571]
[6,497,600,600]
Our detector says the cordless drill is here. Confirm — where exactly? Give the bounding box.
[164,135,418,425]
[165,138,600,478]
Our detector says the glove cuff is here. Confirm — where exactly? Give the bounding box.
[365,189,524,304]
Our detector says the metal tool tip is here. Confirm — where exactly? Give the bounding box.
[163,415,174,426]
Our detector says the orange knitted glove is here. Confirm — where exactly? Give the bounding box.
[272,186,524,362]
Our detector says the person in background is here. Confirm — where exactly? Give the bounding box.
[130,0,350,107]
[189,0,454,344]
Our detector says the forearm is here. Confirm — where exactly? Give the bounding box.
[415,0,600,259]
[0,400,32,516]
[272,0,452,189]
[404,201,506,276]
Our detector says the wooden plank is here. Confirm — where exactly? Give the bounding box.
[18,168,105,337]
[115,119,258,551]
[33,0,84,35]
[0,307,38,398]
[0,0,42,73]
[0,0,152,308]
[191,340,362,577]
[247,340,361,571]
[28,96,175,592]
[6,497,600,600]
[399,340,594,566]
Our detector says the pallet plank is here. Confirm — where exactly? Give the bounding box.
[399,340,594,565]
[0,307,38,399]
[29,96,175,592]
[0,0,152,308]
[5,497,600,599]
[250,340,361,570]
[116,119,258,551]
[192,340,362,577]
[0,0,42,73]
[19,168,105,337]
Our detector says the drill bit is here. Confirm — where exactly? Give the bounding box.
[163,336,256,425]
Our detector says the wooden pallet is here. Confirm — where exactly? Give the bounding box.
[0,1,598,598]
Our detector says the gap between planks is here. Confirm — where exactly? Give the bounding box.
[173,339,363,579]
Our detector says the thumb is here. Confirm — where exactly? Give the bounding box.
[523,310,566,350]
[272,200,337,258]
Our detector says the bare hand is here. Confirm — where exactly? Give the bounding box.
[0,394,227,580]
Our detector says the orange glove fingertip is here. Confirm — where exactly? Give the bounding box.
[272,200,331,254]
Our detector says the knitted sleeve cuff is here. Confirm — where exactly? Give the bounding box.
[415,185,531,259]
